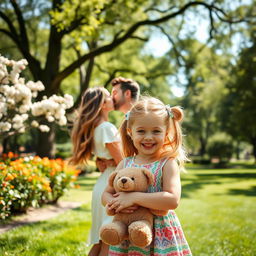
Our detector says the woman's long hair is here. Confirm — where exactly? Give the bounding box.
[69,87,105,166]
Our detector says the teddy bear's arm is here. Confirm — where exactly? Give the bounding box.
[150,209,169,216]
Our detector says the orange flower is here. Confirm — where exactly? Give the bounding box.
[7,152,14,159]
[5,174,15,181]
[21,169,30,176]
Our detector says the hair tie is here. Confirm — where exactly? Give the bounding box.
[125,111,131,120]
[166,105,174,118]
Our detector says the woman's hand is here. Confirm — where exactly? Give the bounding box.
[108,192,137,213]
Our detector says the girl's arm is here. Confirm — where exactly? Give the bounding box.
[106,141,122,165]
[109,159,181,212]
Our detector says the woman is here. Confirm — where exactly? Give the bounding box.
[69,87,122,256]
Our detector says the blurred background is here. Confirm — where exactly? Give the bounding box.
[1,1,256,255]
[0,0,256,165]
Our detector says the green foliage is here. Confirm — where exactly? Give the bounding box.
[180,39,231,156]
[207,132,234,161]
[221,41,256,141]
[50,0,107,36]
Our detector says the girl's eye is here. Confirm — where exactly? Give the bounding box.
[137,130,145,133]
[153,130,161,133]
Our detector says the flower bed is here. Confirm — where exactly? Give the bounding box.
[0,152,80,220]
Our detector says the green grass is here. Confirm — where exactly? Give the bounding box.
[0,167,255,256]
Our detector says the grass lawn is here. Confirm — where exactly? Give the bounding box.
[0,165,255,256]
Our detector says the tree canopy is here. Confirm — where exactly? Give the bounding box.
[0,0,255,157]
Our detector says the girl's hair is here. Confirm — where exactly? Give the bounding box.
[69,87,106,166]
[120,96,188,169]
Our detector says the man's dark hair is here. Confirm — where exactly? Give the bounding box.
[111,77,140,101]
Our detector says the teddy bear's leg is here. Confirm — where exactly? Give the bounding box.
[128,220,153,248]
[100,221,127,246]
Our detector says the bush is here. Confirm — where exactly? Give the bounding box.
[0,153,80,219]
[207,133,234,162]
[190,156,211,165]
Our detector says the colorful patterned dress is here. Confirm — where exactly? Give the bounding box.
[108,156,192,256]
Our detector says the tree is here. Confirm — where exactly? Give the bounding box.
[173,39,230,156]
[0,0,248,157]
[0,55,73,154]
[220,38,256,162]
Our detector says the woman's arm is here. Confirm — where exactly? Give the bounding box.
[101,160,124,207]
[106,141,122,165]
[109,159,181,212]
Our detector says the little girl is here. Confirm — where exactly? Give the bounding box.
[102,96,192,255]
[69,87,122,256]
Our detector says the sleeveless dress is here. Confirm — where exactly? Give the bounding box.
[108,156,192,256]
[88,122,120,245]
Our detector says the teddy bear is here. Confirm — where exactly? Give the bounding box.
[99,167,168,248]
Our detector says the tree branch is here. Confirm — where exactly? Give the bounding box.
[0,28,18,43]
[0,10,19,44]
[52,1,236,86]
[145,6,176,13]
[10,0,30,50]
[130,35,149,41]
[153,25,184,66]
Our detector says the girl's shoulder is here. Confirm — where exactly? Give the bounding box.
[162,158,180,173]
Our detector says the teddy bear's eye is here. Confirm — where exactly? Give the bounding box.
[131,177,135,180]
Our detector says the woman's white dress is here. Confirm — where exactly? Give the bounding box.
[88,121,120,245]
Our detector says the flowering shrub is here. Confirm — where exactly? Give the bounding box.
[0,55,73,138]
[0,153,80,220]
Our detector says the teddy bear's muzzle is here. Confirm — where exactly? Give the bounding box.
[116,177,134,191]
[121,178,127,184]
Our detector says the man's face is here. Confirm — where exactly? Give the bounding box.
[111,84,126,110]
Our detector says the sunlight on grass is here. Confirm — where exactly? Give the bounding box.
[0,167,255,255]
[0,203,92,256]
[178,168,256,256]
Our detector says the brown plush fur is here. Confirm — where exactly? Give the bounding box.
[100,167,156,247]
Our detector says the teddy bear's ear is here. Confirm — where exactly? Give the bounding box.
[108,171,118,187]
[142,168,154,185]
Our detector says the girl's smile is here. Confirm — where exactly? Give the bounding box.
[129,113,167,159]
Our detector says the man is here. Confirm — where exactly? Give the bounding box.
[96,77,140,171]
[111,77,140,113]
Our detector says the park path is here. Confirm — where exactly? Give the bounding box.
[0,201,82,234]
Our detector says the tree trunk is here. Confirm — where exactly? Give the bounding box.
[2,137,10,154]
[36,124,56,158]
[251,137,256,164]
[199,136,206,157]
[236,140,240,160]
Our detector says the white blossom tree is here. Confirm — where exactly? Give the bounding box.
[0,55,73,154]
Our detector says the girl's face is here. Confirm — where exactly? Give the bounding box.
[102,89,114,112]
[129,112,167,159]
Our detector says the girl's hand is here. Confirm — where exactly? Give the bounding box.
[112,193,139,213]
[105,204,116,216]
[119,205,139,214]
[108,192,136,213]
